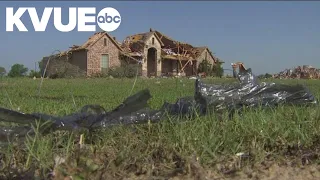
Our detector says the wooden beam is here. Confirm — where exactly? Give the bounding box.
[180,60,191,73]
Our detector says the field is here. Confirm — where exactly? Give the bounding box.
[0,77,320,180]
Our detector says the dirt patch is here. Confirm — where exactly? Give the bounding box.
[51,147,320,180]
[123,163,320,180]
[241,163,320,180]
[48,136,320,180]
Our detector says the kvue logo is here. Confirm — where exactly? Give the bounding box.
[5,7,121,32]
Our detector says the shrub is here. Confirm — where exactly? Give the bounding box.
[29,70,41,78]
[198,59,213,76]
[108,67,125,78]
[108,64,141,78]
[124,64,141,78]
[0,66,6,76]
[258,73,273,79]
[212,64,224,78]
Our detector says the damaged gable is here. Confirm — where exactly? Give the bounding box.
[154,30,221,64]
[194,46,220,64]
[121,28,223,65]
[122,31,164,56]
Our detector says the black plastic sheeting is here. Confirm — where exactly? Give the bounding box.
[0,68,318,146]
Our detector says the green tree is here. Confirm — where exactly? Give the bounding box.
[264,73,273,78]
[198,59,212,76]
[38,60,44,75]
[0,66,6,76]
[28,70,41,78]
[258,74,265,79]
[257,73,273,79]
[8,64,29,77]
[212,63,224,78]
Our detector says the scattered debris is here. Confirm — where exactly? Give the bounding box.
[0,67,318,147]
[236,152,246,157]
[231,62,247,78]
[54,155,66,171]
[273,65,320,79]
[121,29,224,77]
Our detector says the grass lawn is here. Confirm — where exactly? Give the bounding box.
[0,77,320,179]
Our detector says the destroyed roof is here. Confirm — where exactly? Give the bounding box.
[122,31,164,54]
[122,28,222,63]
[154,30,194,52]
[194,46,207,54]
[193,46,214,60]
[124,31,164,45]
[155,30,220,62]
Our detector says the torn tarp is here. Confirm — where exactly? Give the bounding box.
[0,68,318,145]
[195,68,317,113]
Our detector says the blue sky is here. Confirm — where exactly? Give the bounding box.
[0,1,319,75]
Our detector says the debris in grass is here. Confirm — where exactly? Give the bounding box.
[0,67,318,145]
[273,65,320,79]
[236,152,245,157]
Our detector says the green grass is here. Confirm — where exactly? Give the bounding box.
[0,77,320,179]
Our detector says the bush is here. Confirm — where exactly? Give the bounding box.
[0,66,6,76]
[108,64,141,78]
[198,59,224,78]
[258,73,273,79]
[198,59,213,76]
[212,64,224,78]
[29,70,41,78]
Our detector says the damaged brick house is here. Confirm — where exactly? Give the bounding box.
[40,32,125,77]
[41,29,222,78]
[122,28,222,77]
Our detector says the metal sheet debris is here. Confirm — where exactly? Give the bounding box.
[0,68,318,147]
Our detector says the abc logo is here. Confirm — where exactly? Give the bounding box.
[97,7,121,32]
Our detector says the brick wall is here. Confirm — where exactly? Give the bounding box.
[40,54,86,78]
[87,35,120,75]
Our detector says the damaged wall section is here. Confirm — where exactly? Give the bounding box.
[40,52,87,78]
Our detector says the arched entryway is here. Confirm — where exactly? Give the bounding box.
[147,48,157,77]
